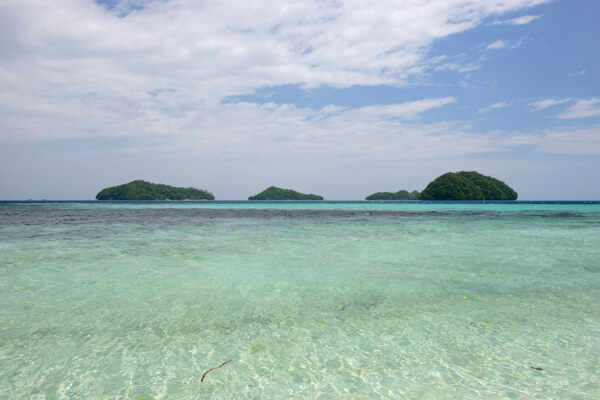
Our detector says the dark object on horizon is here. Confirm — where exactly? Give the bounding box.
[95,180,215,200]
[419,171,518,200]
[365,189,420,200]
[248,186,324,200]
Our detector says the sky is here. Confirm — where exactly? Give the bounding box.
[0,0,599,200]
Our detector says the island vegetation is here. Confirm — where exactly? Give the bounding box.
[96,180,215,200]
[419,171,517,200]
[365,190,420,200]
[248,186,324,200]
[94,172,515,201]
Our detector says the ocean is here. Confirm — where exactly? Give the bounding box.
[1,201,599,399]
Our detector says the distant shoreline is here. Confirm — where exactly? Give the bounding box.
[2,200,599,204]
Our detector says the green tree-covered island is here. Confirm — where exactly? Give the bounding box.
[365,190,420,200]
[366,171,517,201]
[419,171,518,200]
[96,180,215,200]
[248,186,324,200]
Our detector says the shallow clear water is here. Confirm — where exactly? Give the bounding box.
[1,202,599,399]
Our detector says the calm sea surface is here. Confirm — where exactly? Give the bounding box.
[1,201,599,399]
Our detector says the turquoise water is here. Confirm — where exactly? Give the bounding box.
[1,202,599,399]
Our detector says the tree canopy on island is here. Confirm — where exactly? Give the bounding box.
[365,190,420,200]
[95,180,215,200]
[248,186,324,200]
[419,171,518,200]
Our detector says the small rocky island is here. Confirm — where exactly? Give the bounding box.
[248,186,324,200]
[419,171,517,200]
[96,180,215,200]
[365,190,420,200]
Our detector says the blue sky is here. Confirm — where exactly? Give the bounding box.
[0,0,598,199]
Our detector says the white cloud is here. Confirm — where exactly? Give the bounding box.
[486,40,509,50]
[558,98,600,119]
[478,102,508,113]
[0,0,550,145]
[530,98,572,111]
[356,97,456,120]
[485,37,526,51]
[320,105,348,114]
[487,39,525,51]
[529,97,600,119]
[505,126,600,155]
[537,128,600,155]
[567,69,587,77]
[434,62,481,73]
[492,14,542,25]
[121,100,504,163]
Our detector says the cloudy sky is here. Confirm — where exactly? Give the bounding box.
[1,0,598,200]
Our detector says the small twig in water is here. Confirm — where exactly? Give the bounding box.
[201,359,233,382]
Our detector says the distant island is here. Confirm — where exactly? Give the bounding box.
[365,189,420,200]
[248,186,324,200]
[96,180,215,200]
[93,172,515,201]
[419,171,518,200]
